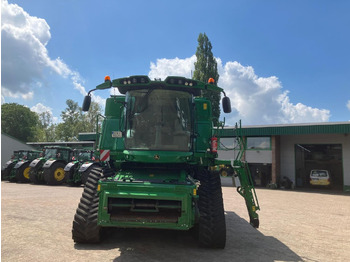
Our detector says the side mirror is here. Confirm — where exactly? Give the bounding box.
[82,95,91,111]
[222,96,231,113]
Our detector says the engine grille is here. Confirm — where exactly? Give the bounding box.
[108,198,182,223]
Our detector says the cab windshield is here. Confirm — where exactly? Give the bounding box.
[44,148,58,159]
[125,89,192,151]
[78,151,93,161]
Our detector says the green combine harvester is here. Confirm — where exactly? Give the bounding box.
[72,75,259,248]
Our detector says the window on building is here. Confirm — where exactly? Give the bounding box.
[246,137,271,150]
[219,137,239,150]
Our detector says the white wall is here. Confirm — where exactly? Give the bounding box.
[218,149,272,163]
[1,134,35,170]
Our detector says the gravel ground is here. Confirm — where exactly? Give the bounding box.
[2,178,350,262]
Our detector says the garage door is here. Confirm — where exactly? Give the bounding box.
[295,144,343,190]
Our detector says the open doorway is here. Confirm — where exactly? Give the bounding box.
[247,163,272,187]
[295,144,343,189]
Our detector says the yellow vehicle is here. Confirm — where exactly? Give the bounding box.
[310,170,331,187]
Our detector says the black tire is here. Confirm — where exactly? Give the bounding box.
[15,162,31,183]
[197,169,226,248]
[66,164,82,187]
[81,165,98,185]
[29,167,41,184]
[72,167,102,243]
[44,162,67,185]
[66,169,82,186]
[3,163,15,181]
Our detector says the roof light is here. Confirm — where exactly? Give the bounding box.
[208,78,215,84]
[105,75,111,82]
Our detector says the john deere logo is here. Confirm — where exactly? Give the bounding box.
[154,154,160,160]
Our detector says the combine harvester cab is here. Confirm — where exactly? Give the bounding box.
[72,75,259,248]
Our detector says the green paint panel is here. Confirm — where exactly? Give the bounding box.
[195,98,213,153]
[98,175,197,230]
[123,150,193,164]
[105,96,125,117]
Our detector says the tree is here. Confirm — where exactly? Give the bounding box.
[55,99,83,141]
[81,101,102,133]
[1,103,40,142]
[37,111,56,142]
[55,99,102,141]
[193,33,221,125]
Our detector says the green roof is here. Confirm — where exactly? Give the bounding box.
[217,122,350,137]
[78,132,99,141]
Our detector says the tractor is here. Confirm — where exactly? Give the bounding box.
[72,75,259,248]
[65,149,99,186]
[29,146,73,185]
[11,150,42,182]
[3,150,41,182]
[2,150,20,181]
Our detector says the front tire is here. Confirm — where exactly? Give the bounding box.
[197,169,226,248]
[3,163,15,181]
[29,167,40,184]
[66,165,81,187]
[72,167,102,243]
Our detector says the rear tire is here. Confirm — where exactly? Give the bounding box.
[72,167,102,243]
[197,169,226,248]
[16,162,31,183]
[44,162,66,185]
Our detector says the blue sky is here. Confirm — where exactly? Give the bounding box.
[2,0,350,125]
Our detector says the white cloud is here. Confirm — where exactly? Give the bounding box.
[148,56,331,125]
[30,103,58,123]
[149,56,196,80]
[1,1,105,108]
[347,100,350,111]
[30,103,52,114]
